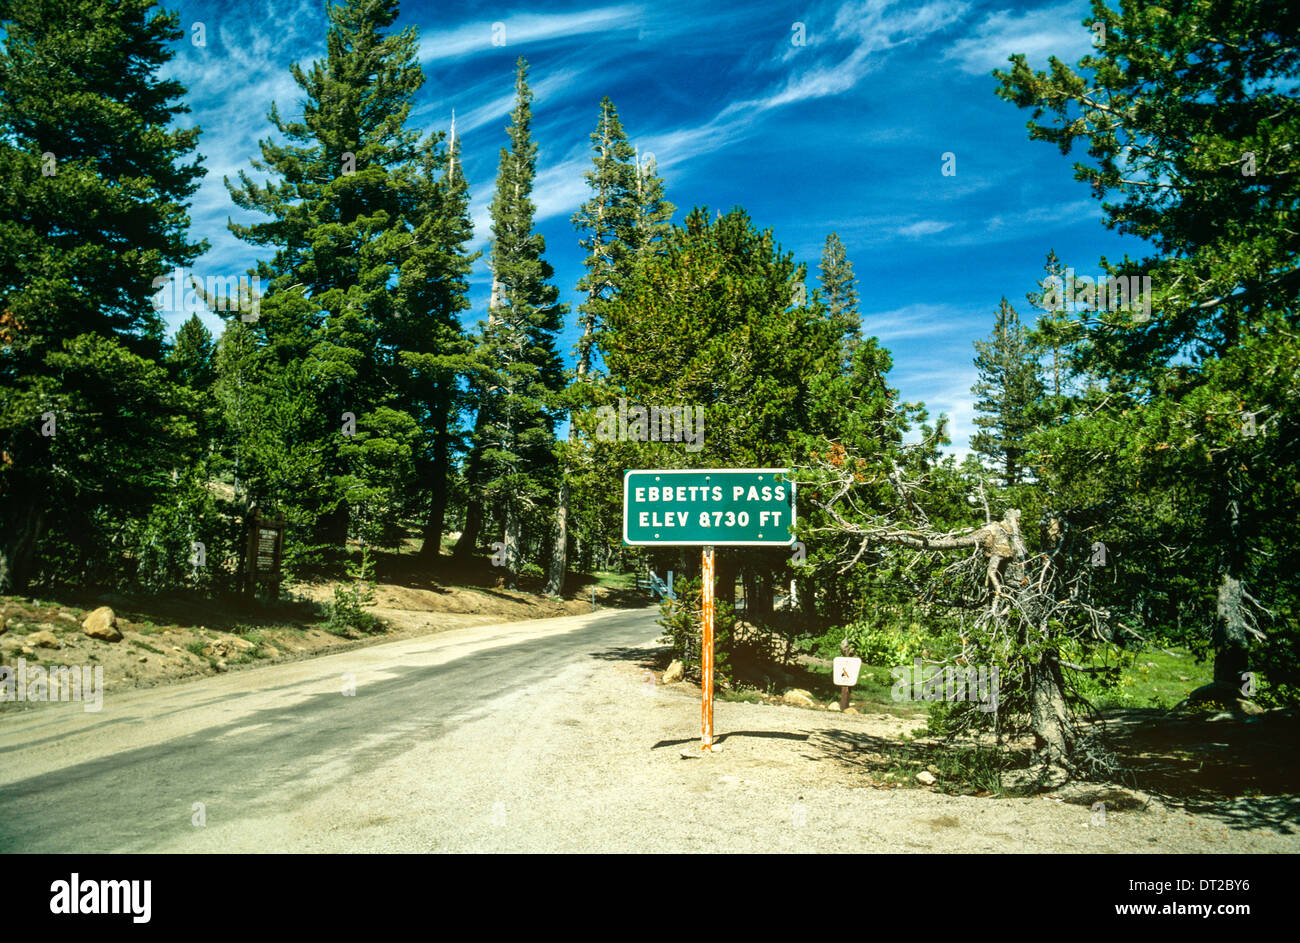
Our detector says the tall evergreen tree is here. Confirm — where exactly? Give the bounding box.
[168,314,216,391]
[457,58,565,586]
[1024,249,1072,404]
[225,0,458,556]
[543,97,639,595]
[996,0,1300,690]
[401,113,478,566]
[603,206,843,609]
[0,0,205,589]
[629,150,674,257]
[970,298,1043,487]
[819,232,861,361]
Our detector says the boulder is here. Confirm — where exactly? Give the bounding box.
[662,660,684,684]
[916,770,937,786]
[29,629,61,649]
[83,607,122,642]
[844,707,860,715]
[783,688,814,707]
[826,702,841,711]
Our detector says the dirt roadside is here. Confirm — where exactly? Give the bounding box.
[0,579,633,707]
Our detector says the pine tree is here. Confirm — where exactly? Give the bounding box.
[225,0,457,555]
[0,0,205,590]
[997,0,1300,689]
[603,207,844,609]
[543,97,639,595]
[629,150,674,257]
[1024,249,1077,408]
[400,112,478,566]
[970,298,1043,487]
[458,58,565,587]
[819,232,861,362]
[168,315,216,391]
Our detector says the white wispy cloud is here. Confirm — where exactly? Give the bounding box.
[861,303,982,341]
[896,219,954,237]
[942,2,1094,76]
[985,199,1095,231]
[417,6,643,62]
[723,0,968,118]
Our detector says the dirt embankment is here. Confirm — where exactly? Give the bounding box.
[0,578,641,706]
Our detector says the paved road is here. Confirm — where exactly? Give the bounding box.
[0,606,660,852]
[6,604,1295,853]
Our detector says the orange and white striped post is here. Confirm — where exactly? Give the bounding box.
[701,546,715,751]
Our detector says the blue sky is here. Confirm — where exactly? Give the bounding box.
[160,0,1146,455]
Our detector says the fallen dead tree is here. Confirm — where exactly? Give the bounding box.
[803,444,1127,788]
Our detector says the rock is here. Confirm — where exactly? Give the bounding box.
[826,702,841,711]
[29,629,61,649]
[782,688,814,707]
[57,611,79,623]
[844,706,860,715]
[138,656,148,663]
[21,645,35,657]
[1207,711,1234,723]
[83,607,122,642]
[213,660,228,673]
[262,645,280,658]
[229,636,255,652]
[1237,699,1266,716]
[916,770,937,786]
[662,660,684,684]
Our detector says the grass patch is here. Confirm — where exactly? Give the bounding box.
[1081,646,1210,710]
[131,640,165,655]
[591,571,636,589]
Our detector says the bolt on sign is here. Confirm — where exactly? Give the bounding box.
[622,469,796,546]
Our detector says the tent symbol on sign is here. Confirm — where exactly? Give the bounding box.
[832,657,861,687]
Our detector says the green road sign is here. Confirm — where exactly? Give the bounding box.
[623,468,796,546]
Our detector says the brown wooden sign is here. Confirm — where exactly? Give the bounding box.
[245,509,284,599]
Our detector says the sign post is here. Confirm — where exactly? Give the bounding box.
[623,469,795,752]
[701,546,715,750]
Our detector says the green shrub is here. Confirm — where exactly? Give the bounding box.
[843,621,929,667]
[657,575,737,683]
[327,546,381,635]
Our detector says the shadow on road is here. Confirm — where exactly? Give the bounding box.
[651,731,811,750]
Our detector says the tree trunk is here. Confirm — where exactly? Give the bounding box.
[543,472,569,596]
[0,500,44,592]
[1028,649,1072,777]
[453,491,484,563]
[417,384,454,568]
[452,393,491,563]
[1210,473,1253,691]
[502,498,520,589]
